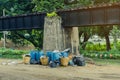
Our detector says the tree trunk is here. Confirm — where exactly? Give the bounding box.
[105,35,111,51]
[79,31,83,38]
[82,33,90,50]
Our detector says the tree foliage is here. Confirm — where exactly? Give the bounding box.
[32,0,64,12]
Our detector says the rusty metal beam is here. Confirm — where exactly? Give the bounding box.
[58,6,120,27]
[0,13,46,31]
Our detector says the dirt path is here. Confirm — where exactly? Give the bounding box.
[0,59,120,80]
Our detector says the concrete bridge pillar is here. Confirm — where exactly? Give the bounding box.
[43,16,80,55]
[43,16,65,52]
[71,27,80,55]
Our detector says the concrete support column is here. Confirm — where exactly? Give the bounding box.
[63,28,72,49]
[71,27,80,55]
[43,16,79,55]
[63,27,80,55]
[43,16,65,52]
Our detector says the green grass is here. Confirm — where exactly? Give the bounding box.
[93,58,120,66]
[0,48,29,59]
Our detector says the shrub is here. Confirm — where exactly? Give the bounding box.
[0,48,29,59]
[81,49,120,59]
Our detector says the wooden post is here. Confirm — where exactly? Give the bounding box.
[43,16,65,52]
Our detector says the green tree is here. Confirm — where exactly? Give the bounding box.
[8,30,43,49]
[32,0,64,12]
[94,26,113,51]
[110,26,120,49]
[78,0,118,51]
[93,0,119,51]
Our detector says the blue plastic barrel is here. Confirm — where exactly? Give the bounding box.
[36,51,44,61]
[30,50,36,60]
[51,52,60,61]
[46,51,53,62]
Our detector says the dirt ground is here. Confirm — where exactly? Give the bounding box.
[0,59,120,80]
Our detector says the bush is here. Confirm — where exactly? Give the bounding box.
[85,43,106,51]
[0,48,29,59]
[81,49,120,59]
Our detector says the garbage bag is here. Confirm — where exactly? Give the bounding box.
[73,55,85,66]
[49,61,57,68]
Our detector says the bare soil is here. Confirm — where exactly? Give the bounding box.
[0,59,120,80]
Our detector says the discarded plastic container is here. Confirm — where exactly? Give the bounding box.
[61,52,68,57]
[47,51,60,62]
[46,51,53,62]
[51,52,60,61]
[30,51,36,60]
[36,51,44,63]
[30,50,44,64]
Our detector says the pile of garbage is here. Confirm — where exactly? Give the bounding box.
[23,48,85,68]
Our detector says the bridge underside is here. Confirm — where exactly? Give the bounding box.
[59,4,120,27]
[0,13,45,31]
[0,3,120,31]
